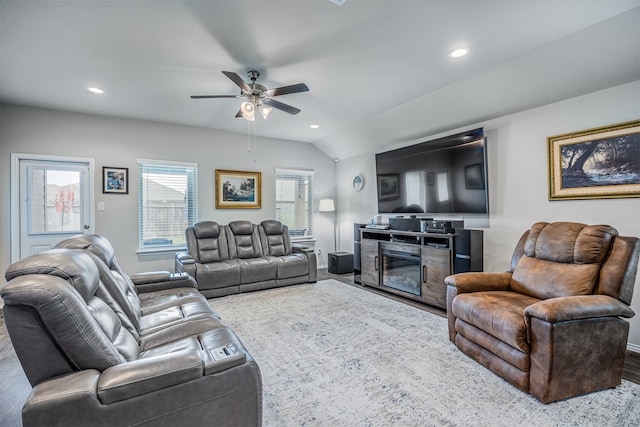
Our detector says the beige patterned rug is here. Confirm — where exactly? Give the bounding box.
[210,279,640,427]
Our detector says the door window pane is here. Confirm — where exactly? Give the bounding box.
[29,168,82,233]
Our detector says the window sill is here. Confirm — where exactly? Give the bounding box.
[136,246,186,257]
[291,236,316,243]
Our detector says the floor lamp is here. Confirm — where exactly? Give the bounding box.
[319,197,336,253]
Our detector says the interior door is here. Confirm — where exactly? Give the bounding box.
[12,155,94,261]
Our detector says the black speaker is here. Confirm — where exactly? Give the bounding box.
[453,229,483,273]
[328,252,354,274]
[353,223,366,272]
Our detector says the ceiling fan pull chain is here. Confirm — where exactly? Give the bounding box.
[252,120,257,162]
[247,119,252,153]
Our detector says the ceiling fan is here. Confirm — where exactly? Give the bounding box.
[191,70,309,121]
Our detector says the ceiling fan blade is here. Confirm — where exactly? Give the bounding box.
[235,109,243,118]
[266,83,309,97]
[190,95,239,99]
[222,71,251,92]
[263,98,301,115]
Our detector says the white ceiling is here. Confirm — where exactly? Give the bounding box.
[1,1,639,160]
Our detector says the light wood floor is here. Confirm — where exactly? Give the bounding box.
[1,272,639,426]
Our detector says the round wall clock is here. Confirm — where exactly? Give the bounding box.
[352,175,364,191]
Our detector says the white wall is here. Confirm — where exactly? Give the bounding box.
[0,104,337,276]
[336,81,640,347]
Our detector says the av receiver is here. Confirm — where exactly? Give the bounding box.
[422,220,453,234]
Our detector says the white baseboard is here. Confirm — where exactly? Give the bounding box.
[627,343,640,353]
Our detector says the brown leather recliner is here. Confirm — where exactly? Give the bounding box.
[445,222,640,403]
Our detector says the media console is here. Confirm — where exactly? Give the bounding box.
[359,227,483,310]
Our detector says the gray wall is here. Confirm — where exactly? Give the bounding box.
[2,82,640,347]
[0,104,337,276]
[336,81,640,348]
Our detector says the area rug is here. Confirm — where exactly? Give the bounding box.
[210,280,640,427]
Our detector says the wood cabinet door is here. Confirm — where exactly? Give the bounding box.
[421,247,451,309]
[360,239,380,286]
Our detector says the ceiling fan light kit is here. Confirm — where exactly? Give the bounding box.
[191,70,309,122]
[240,101,255,121]
[258,105,272,120]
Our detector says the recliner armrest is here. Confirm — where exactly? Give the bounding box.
[23,370,103,427]
[175,252,196,264]
[97,349,203,404]
[175,252,197,280]
[130,271,172,284]
[524,294,635,324]
[130,270,197,293]
[445,272,512,293]
[292,244,312,253]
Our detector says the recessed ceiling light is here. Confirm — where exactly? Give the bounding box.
[310,124,320,129]
[449,48,469,58]
[87,87,105,94]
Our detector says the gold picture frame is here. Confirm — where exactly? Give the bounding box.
[548,119,640,200]
[215,169,262,209]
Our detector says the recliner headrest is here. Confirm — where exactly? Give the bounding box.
[229,220,253,235]
[193,221,221,238]
[524,222,618,264]
[261,220,284,235]
[54,234,116,267]
[4,249,100,302]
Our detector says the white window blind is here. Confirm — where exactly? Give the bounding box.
[275,168,313,237]
[138,159,197,250]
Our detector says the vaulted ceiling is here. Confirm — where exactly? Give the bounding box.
[1,1,639,160]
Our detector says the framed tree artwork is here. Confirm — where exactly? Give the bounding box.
[215,169,262,209]
[548,120,640,200]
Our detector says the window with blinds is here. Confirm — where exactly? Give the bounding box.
[275,169,313,238]
[138,159,197,250]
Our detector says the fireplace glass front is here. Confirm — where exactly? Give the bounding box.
[381,246,421,296]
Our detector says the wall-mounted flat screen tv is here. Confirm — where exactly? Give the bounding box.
[375,127,488,216]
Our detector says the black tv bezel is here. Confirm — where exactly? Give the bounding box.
[374,128,489,217]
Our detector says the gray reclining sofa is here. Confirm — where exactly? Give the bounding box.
[1,234,262,427]
[175,219,317,298]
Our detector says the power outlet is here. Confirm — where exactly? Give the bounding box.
[316,249,325,268]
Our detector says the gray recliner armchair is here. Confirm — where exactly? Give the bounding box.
[2,245,262,426]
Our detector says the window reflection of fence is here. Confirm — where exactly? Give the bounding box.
[43,205,81,232]
[142,204,187,244]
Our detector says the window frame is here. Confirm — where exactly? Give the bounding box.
[137,158,198,252]
[275,168,314,239]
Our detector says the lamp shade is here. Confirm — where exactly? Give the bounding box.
[240,101,255,121]
[258,104,273,119]
[319,198,335,212]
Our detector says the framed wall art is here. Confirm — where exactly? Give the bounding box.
[548,119,640,200]
[103,167,128,194]
[215,169,262,209]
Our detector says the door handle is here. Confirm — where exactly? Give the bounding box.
[374,256,378,271]
[83,225,90,230]
[423,265,426,283]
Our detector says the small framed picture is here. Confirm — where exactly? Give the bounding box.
[215,169,262,209]
[103,167,128,194]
